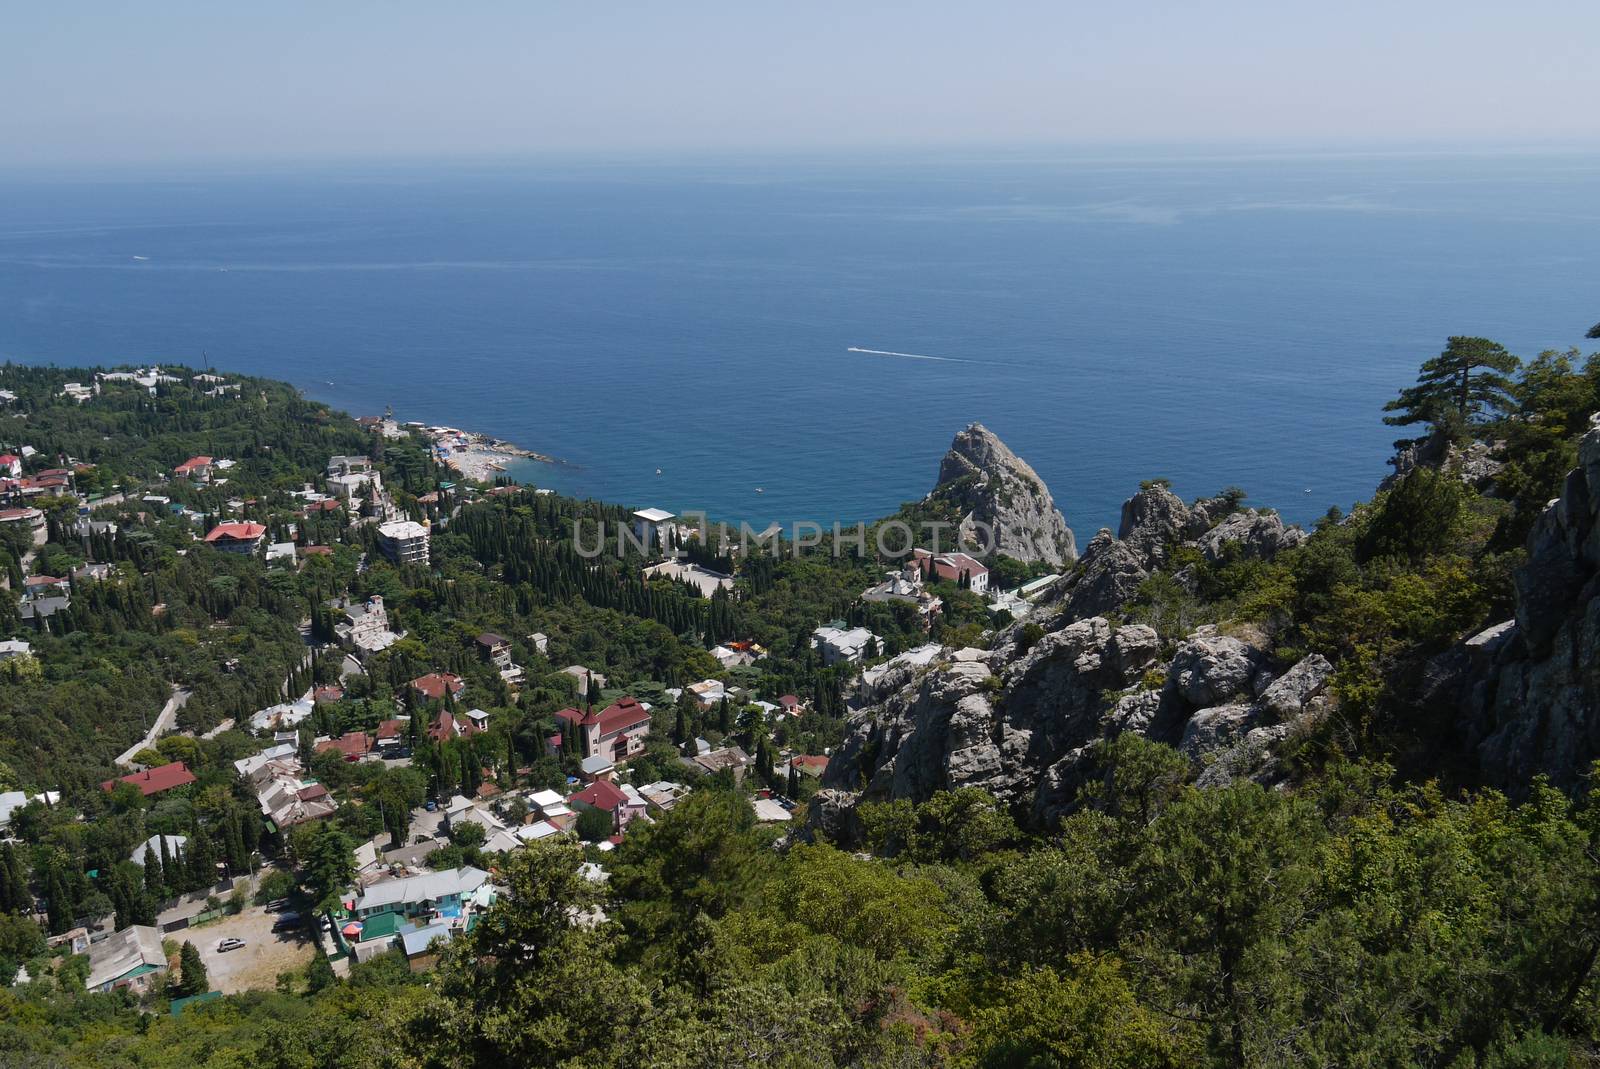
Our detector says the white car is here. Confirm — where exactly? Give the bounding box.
[217,937,247,952]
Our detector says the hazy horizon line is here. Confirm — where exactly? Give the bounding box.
[4,137,1600,182]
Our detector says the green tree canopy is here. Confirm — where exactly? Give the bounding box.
[1383,335,1521,432]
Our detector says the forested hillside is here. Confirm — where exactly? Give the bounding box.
[2,329,1600,1068]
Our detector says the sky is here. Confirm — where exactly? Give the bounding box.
[2,1,1597,166]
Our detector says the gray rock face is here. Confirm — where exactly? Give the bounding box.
[1118,484,1191,568]
[932,423,1078,566]
[1452,415,1600,790]
[1171,629,1261,707]
[820,618,1156,826]
[1195,510,1308,563]
[1384,426,1505,493]
[1257,653,1333,720]
[1180,703,1257,758]
[1058,530,1149,622]
[803,789,862,844]
[810,617,1333,838]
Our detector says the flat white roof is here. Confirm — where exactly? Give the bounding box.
[632,508,674,522]
[378,520,429,539]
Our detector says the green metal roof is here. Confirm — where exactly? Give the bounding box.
[170,990,222,1016]
[355,910,403,940]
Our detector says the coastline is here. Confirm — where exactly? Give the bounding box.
[364,413,560,484]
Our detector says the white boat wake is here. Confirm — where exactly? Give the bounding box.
[847,346,959,363]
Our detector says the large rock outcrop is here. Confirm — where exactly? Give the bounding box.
[1382,426,1504,493]
[809,616,1334,839]
[930,423,1077,566]
[1023,484,1306,633]
[1449,414,1600,790]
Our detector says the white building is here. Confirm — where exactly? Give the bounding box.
[631,508,675,554]
[811,624,880,665]
[334,595,403,656]
[378,519,430,566]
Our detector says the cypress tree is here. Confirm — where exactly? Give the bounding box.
[143,844,165,901]
[177,940,208,996]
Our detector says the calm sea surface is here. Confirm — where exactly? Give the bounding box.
[1,149,1597,535]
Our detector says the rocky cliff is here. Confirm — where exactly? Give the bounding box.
[930,423,1077,566]
[808,481,1325,841]
[1434,414,1600,790]
[1042,482,1305,625]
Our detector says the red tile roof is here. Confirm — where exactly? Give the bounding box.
[315,731,371,759]
[568,780,628,813]
[778,694,800,708]
[313,685,344,703]
[410,672,465,701]
[590,697,651,736]
[101,761,197,796]
[375,718,405,740]
[790,754,830,775]
[174,456,214,476]
[205,521,266,543]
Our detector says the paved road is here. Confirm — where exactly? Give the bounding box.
[114,687,192,767]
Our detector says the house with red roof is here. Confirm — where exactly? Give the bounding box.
[567,779,647,834]
[101,761,197,797]
[173,456,215,481]
[777,694,802,716]
[0,454,20,478]
[554,697,652,765]
[913,548,990,594]
[315,731,372,761]
[427,707,485,743]
[204,521,266,554]
[410,672,466,704]
[790,754,830,777]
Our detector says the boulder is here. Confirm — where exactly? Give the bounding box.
[1257,654,1333,720]
[1180,703,1258,758]
[1170,630,1260,707]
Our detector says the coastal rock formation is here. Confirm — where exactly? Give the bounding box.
[1446,414,1600,790]
[1194,509,1307,563]
[930,423,1077,566]
[1383,426,1505,493]
[1023,484,1306,633]
[1118,483,1191,568]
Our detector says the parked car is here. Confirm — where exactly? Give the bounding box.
[264,898,290,913]
[271,912,301,933]
[217,937,247,952]
[425,799,438,812]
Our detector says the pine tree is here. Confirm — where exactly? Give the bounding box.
[1383,336,1521,432]
[177,940,208,996]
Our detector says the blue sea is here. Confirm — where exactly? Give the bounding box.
[1,148,1597,536]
